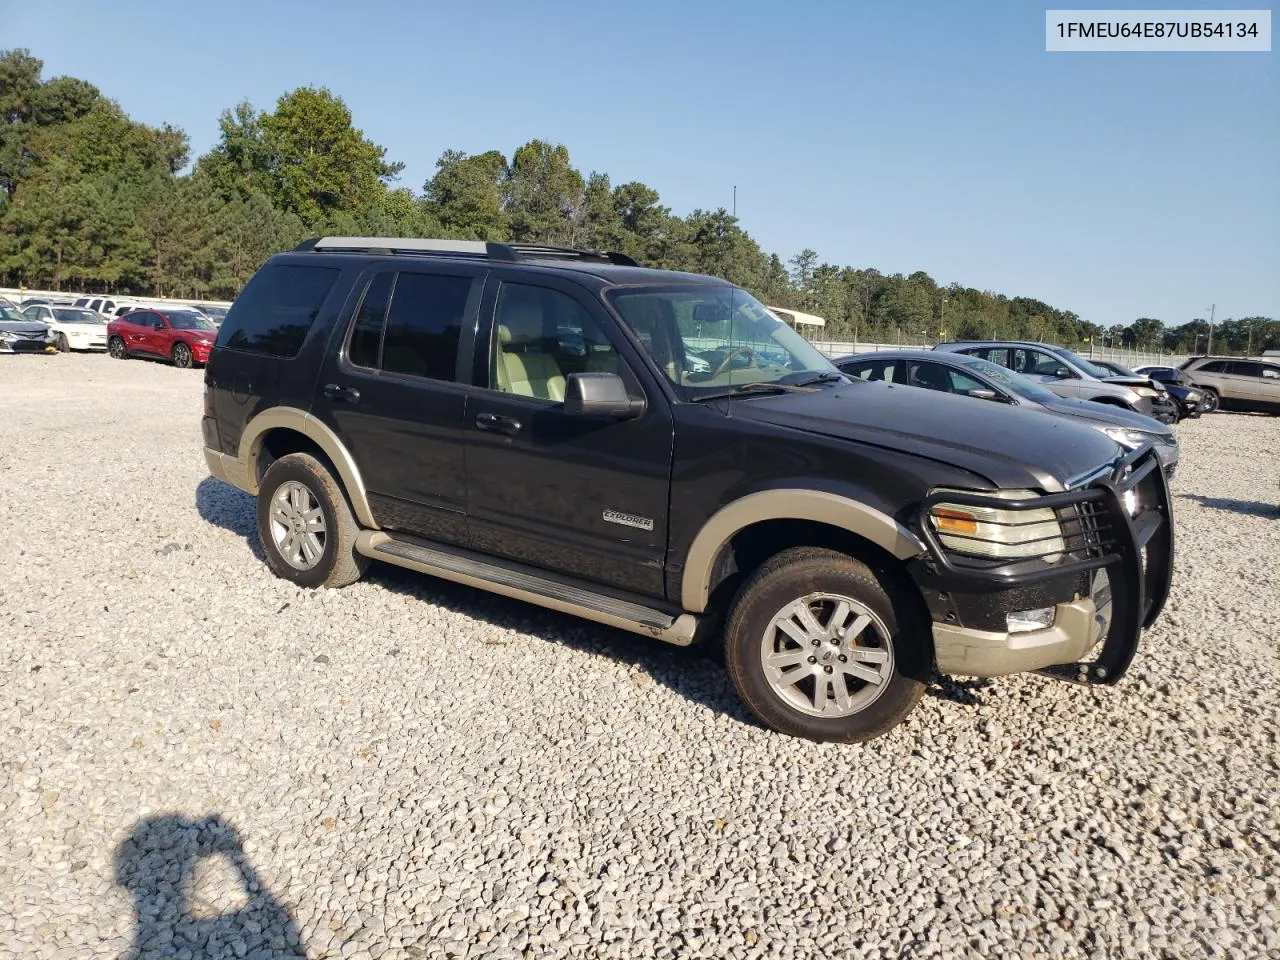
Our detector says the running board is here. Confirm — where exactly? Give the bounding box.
[355,531,700,646]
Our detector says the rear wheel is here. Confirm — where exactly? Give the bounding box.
[108,336,127,359]
[256,453,368,589]
[723,547,927,742]
[1201,388,1220,413]
[172,341,192,368]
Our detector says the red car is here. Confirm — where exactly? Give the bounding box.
[107,307,218,368]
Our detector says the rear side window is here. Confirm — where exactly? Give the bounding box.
[846,358,899,383]
[1228,361,1264,377]
[218,263,340,358]
[380,272,471,381]
[347,272,394,369]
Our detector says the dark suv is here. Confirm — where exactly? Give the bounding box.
[202,238,1175,742]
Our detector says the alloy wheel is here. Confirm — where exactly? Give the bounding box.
[268,481,327,571]
[759,592,895,718]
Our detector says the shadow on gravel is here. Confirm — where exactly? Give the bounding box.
[114,814,305,959]
[197,476,265,559]
[194,476,753,725]
[1178,493,1279,518]
[926,673,995,706]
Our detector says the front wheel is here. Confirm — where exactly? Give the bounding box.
[56,333,69,353]
[172,341,192,368]
[108,336,127,359]
[256,453,368,589]
[1201,388,1220,413]
[723,547,927,742]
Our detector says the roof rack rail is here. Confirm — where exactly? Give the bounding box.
[295,237,639,267]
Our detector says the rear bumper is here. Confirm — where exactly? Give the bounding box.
[204,447,252,492]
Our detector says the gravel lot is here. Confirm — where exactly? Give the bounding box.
[1,353,1277,960]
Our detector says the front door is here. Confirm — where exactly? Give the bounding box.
[311,264,485,546]
[464,274,674,599]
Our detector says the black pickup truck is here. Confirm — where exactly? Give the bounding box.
[202,238,1174,742]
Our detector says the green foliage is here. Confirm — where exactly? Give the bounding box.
[0,47,1268,347]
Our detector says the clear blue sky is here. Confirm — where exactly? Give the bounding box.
[6,0,1277,327]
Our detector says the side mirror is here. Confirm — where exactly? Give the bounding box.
[563,372,644,419]
[968,388,1000,401]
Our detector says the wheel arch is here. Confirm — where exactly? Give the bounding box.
[681,490,926,615]
[237,407,378,529]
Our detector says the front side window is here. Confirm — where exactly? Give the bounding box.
[1197,360,1228,373]
[606,285,835,397]
[1019,349,1072,378]
[490,283,620,402]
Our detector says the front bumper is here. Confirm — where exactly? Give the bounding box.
[918,446,1174,684]
[934,592,1110,677]
[0,336,58,354]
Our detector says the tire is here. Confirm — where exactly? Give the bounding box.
[56,333,69,353]
[723,546,928,742]
[256,453,368,589]
[1201,388,1220,413]
[108,336,127,359]
[172,341,192,369]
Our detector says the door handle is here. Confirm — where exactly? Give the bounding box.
[474,412,522,436]
[323,383,361,403]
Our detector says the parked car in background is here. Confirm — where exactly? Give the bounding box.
[72,295,128,318]
[934,340,1178,422]
[190,303,230,325]
[1178,356,1280,414]
[20,303,109,351]
[107,306,218,368]
[0,305,58,354]
[835,350,1180,478]
[1091,359,1205,421]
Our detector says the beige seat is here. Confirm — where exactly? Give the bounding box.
[494,300,565,401]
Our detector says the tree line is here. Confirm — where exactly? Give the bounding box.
[1,49,1272,353]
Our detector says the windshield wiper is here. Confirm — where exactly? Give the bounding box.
[788,372,845,387]
[692,382,818,402]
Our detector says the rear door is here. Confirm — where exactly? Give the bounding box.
[464,273,674,598]
[311,263,485,546]
[1259,363,1280,408]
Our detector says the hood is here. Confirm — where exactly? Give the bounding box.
[1035,394,1175,435]
[728,380,1122,491]
[0,320,51,335]
[1100,375,1153,390]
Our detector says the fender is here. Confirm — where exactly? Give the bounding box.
[236,407,379,529]
[680,489,925,613]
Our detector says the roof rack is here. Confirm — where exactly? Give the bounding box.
[295,237,640,267]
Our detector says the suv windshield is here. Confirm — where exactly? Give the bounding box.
[956,357,1059,403]
[53,308,103,325]
[607,286,836,396]
[168,311,216,331]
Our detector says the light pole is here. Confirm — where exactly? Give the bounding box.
[1206,304,1216,354]
[940,297,947,342]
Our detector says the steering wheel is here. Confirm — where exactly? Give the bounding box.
[711,346,755,379]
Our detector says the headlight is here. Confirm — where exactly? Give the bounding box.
[0,331,13,341]
[1131,385,1159,398]
[928,489,1066,562]
[1098,425,1155,450]
[1185,390,1203,402]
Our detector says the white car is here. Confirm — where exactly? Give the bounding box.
[73,295,129,319]
[20,304,109,352]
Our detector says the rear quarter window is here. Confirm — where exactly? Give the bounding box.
[217,263,340,358]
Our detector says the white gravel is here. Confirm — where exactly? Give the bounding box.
[1,353,1277,960]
